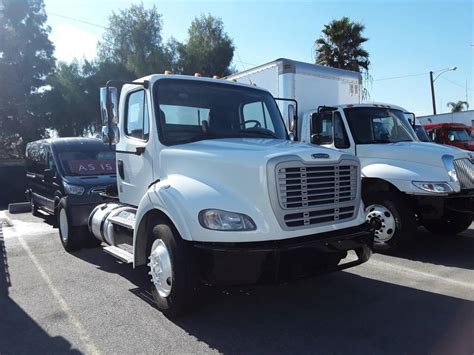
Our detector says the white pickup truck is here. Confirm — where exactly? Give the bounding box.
[228,58,474,250]
[56,73,374,317]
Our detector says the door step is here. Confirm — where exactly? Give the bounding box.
[103,245,133,264]
[108,214,135,230]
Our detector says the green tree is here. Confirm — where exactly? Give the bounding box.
[447,100,469,113]
[0,0,55,157]
[97,3,174,77]
[45,60,135,137]
[178,14,234,77]
[314,17,370,98]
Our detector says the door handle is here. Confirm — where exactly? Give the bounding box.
[117,160,125,180]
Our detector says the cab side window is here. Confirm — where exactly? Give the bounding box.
[311,112,350,148]
[126,90,149,140]
[311,112,333,145]
[333,112,350,149]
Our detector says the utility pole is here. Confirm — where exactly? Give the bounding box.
[430,71,436,115]
[429,67,457,115]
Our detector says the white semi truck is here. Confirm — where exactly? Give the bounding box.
[228,58,473,250]
[56,73,375,317]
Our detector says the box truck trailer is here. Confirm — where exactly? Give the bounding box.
[228,59,473,251]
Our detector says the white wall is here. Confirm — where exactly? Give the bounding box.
[417,110,474,127]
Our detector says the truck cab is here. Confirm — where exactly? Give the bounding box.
[227,59,473,251]
[423,123,474,151]
[58,74,375,317]
[299,103,473,249]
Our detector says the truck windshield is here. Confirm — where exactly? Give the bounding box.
[154,79,287,145]
[447,129,471,142]
[344,107,418,144]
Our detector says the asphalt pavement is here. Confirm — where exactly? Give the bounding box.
[0,211,473,355]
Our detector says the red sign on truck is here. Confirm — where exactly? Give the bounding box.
[68,160,115,175]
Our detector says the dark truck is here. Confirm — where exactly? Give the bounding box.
[25,138,116,249]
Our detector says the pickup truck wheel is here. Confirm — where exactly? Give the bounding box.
[364,191,416,251]
[422,212,472,236]
[57,200,89,252]
[148,220,198,318]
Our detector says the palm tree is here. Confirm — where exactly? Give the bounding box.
[315,17,370,72]
[447,101,469,112]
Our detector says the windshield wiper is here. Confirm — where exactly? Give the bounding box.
[237,129,279,139]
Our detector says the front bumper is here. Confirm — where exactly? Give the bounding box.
[415,189,474,218]
[445,189,474,215]
[193,223,374,285]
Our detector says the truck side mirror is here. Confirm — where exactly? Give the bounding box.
[311,133,321,145]
[100,87,119,146]
[288,104,297,140]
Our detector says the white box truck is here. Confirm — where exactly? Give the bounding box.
[55,73,375,317]
[228,58,473,251]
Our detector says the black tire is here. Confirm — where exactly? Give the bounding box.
[57,199,100,251]
[422,212,473,236]
[364,191,417,251]
[147,219,198,318]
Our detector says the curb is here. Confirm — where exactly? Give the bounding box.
[8,202,31,214]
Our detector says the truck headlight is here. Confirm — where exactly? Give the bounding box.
[412,181,453,194]
[199,209,256,231]
[442,155,458,182]
[63,182,85,195]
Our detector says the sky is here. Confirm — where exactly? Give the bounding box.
[44,0,473,116]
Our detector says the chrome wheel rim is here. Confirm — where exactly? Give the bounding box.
[366,204,396,243]
[149,239,172,297]
[59,209,69,243]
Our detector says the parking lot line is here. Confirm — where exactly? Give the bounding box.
[16,233,101,355]
[369,258,474,292]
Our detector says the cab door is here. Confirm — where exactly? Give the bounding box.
[115,88,154,207]
[310,110,356,156]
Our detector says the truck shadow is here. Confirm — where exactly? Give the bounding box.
[382,226,474,270]
[0,224,81,354]
[72,247,473,355]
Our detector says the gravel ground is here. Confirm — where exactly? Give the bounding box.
[0,211,473,355]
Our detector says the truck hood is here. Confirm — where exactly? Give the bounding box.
[161,138,348,169]
[357,141,469,168]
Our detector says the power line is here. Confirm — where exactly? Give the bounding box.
[373,72,428,81]
[440,76,474,92]
[47,12,108,30]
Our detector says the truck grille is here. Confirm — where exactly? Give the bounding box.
[454,158,474,189]
[275,161,359,229]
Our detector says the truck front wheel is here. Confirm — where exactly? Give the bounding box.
[364,191,416,251]
[422,212,472,236]
[148,219,198,318]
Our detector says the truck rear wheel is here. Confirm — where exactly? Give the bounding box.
[422,212,472,236]
[148,219,198,318]
[364,191,416,251]
[57,199,101,252]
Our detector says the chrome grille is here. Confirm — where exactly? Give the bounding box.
[277,164,358,209]
[275,161,359,229]
[284,206,356,228]
[454,158,474,189]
